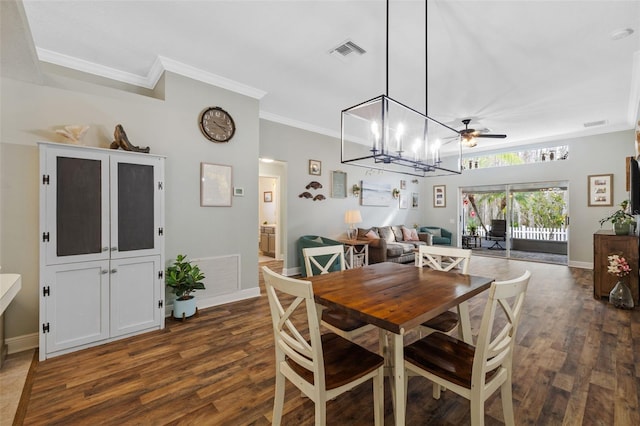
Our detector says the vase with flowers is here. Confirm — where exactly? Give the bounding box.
[599,200,636,235]
[607,253,634,309]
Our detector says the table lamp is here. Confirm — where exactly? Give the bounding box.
[344,210,362,240]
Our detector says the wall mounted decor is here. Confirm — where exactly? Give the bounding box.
[588,174,613,206]
[331,171,347,198]
[400,180,406,190]
[361,180,392,206]
[309,159,321,176]
[201,162,232,207]
[399,193,409,209]
[433,185,445,207]
[306,181,323,190]
[299,191,313,199]
[199,106,236,143]
[412,192,419,208]
[264,191,273,203]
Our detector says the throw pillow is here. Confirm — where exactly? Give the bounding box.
[402,227,419,241]
[365,229,380,239]
[378,226,395,243]
[428,228,442,238]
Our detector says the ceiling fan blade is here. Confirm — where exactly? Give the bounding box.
[475,134,507,139]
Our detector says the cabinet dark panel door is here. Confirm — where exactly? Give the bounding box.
[117,162,154,252]
[56,157,102,256]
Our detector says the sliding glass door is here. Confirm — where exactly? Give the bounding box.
[461,181,568,264]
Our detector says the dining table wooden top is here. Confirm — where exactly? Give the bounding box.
[306,261,494,334]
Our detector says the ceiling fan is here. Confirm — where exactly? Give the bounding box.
[458,118,507,147]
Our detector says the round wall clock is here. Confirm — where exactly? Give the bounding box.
[199,107,236,143]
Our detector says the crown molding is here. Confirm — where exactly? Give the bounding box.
[36,47,154,88]
[35,48,266,99]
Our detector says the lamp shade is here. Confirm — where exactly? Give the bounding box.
[344,210,363,225]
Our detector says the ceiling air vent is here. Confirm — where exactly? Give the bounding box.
[329,40,366,62]
[583,119,608,128]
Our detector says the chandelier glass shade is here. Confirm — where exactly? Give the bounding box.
[341,94,462,177]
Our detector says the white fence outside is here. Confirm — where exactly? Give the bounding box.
[474,225,567,241]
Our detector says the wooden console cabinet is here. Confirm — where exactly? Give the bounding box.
[593,230,639,303]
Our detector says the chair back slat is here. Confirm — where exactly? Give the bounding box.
[417,245,471,273]
[303,245,346,276]
[472,270,530,389]
[262,266,325,381]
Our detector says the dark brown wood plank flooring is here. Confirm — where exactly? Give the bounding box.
[16,257,640,425]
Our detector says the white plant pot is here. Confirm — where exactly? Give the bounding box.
[173,295,197,319]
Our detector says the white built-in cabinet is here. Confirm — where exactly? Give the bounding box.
[39,142,165,360]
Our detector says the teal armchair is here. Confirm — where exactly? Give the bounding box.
[419,227,452,245]
[297,235,343,277]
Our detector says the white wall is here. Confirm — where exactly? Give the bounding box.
[0,69,260,342]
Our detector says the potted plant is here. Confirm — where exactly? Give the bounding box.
[599,200,637,235]
[166,254,206,319]
[467,218,479,235]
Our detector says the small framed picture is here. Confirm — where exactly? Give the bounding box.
[412,192,419,208]
[264,191,273,203]
[331,170,347,198]
[399,193,409,209]
[400,180,406,190]
[309,159,321,176]
[433,185,446,208]
[588,174,613,206]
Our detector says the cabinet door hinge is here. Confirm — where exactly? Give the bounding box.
[158,300,164,309]
[158,227,164,236]
[43,286,50,297]
[42,323,50,333]
[42,174,50,185]
[158,181,163,190]
[42,232,50,242]
[158,270,163,279]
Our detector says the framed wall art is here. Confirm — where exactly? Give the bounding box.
[201,163,232,207]
[309,159,321,176]
[433,185,446,208]
[588,174,613,206]
[331,170,347,198]
[399,193,409,209]
[361,180,392,206]
[412,192,419,208]
[263,191,273,203]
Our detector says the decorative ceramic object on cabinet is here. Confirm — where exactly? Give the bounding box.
[39,142,165,360]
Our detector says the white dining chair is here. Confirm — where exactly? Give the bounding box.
[404,270,531,426]
[302,246,376,341]
[262,266,384,426]
[415,245,473,340]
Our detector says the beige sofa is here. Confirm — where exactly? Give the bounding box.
[357,225,432,264]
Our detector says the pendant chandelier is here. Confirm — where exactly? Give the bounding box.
[340,0,462,178]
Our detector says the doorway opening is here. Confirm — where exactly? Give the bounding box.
[259,159,286,264]
[460,181,569,265]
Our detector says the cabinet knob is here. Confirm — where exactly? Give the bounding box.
[110,247,118,252]
[101,269,109,275]
[102,247,109,252]
[110,269,117,274]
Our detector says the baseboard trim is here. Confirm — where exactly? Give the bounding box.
[165,287,261,317]
[282,266,301,277]
[6,333,39,355]
[569,261,592,269]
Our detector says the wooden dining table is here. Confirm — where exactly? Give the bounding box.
[306,261,494,426]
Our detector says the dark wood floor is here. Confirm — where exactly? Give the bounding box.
[16,257,640,425]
